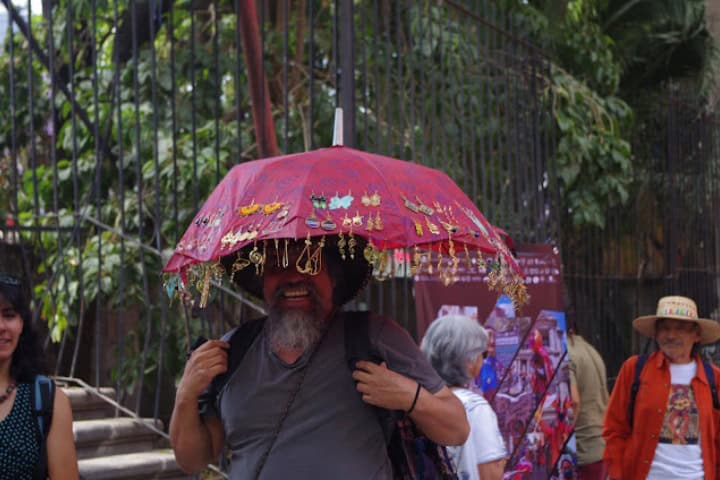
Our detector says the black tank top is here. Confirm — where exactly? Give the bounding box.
[0,383,41,479]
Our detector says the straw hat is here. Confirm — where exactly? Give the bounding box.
[632,296,720,345]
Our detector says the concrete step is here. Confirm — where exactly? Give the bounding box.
[64,386,118,420]
[78,450,192,480]
[73,417,166,460]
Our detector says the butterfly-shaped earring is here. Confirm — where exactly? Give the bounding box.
[329,192,353,210]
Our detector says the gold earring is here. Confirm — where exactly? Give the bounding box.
[274,238,280,267]
[307,236,326,275]
[296,234,313,275]
[363,241,379,264]
[282,239,289,268]
[249,243,264,275]
[411,246,421,275]
[361,191,372,206]
[338,232,347,260]
[231,254,251,281]
[374,212,383,231]
[348,232,357,260]
[425,217,440,235]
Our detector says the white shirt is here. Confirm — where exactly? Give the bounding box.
[448,388,507,480]
[647,361,704,480]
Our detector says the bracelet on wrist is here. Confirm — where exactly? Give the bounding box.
[407,382,422,415]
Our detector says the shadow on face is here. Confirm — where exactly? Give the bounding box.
[655,318,701,363]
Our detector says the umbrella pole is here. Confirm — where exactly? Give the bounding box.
[332,107,343,146]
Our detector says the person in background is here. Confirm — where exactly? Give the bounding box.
[421,314,507,480]
[603,295,720,480]
[567,321,608,480]
[0,272,78,479]
[478,327,499,400]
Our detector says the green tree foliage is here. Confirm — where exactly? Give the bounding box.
[1,0,556,351]
[500,0,634,228]
[0,0,341,394]
[602,0,718,94]
[7,0,713,392]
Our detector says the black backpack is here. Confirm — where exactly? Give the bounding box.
[197,311,458,479]
[31,375,55,480]
[628,354,719,427]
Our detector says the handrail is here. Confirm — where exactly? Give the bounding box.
[56,376,228,479]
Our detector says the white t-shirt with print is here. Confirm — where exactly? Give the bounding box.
[647,361,704,480]
[448,388,507,480]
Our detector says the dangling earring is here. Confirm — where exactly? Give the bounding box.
[231,253,251,281]
[338,232,347,260]
[249,242,264,275]
[274,239,280,267]
[374,212,383,231]
[296,234,314,275]
[348,232,357,260]
[307,236,326,275]
[282,239,289,268]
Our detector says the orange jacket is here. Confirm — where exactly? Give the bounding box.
[602,351,720,480]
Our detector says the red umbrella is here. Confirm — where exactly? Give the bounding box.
[163,146,527,307]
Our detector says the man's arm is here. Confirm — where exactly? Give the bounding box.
[169,340,228,474]
[477,459,505,480]
[352,361,469,445]
[602,356,636,480]
[408,384,469,445]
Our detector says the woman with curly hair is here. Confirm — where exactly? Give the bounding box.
[0,272,78,479]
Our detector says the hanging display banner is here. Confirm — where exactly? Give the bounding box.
[414,243,576,479]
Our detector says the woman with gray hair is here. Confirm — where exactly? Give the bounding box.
[421,314,507,480]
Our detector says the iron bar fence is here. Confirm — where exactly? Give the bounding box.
[0,0,718,429]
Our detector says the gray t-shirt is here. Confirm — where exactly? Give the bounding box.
[215,312,444,480]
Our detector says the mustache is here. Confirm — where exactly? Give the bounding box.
[271,281,320,303]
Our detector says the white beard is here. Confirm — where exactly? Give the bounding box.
[267,308,326,352]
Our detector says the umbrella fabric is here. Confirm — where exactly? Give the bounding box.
[163,146,527,308]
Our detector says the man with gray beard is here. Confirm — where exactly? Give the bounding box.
[169,239,469,479]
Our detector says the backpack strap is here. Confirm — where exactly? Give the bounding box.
[343,311,401,443]
[628,354,648,429]
[702,359,720,410]
[197,318,266,417]
[31,375,55,480]
[344,310,383,368]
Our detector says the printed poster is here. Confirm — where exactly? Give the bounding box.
[414,243,574,478]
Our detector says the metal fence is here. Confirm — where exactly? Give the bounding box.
[563,89,720,380]
[0,0,557,422]
[1,0,718,425]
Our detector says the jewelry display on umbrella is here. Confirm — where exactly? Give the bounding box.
[163,144,529,311]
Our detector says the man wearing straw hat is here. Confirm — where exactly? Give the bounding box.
[602,295,720,480]
[168,239,469,479]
